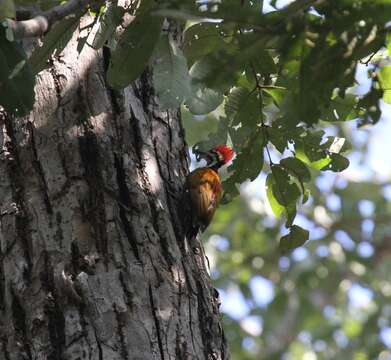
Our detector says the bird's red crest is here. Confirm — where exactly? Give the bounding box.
[214,145,234,164]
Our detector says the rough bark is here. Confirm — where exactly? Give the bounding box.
[0,16,228,360]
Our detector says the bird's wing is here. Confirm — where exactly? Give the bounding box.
[187,168,222,230]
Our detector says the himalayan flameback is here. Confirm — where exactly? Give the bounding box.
[185,144,235,241]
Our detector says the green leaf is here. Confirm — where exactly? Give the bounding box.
[107,1,162,88]
[29,12,83,74]
[342,318,363,338]
[383,88,391,104]
[378,65,391,104]
[279,225,309,252]
[0,31,35,116]
[189,31,275,91]
[296,148,331,170]
[280,157,311,183]
[187,49,239,92]
[295,132,350,173]
[265,165,301,226]
[321,93,359,122]
[223,86,261,150]
[77,35,88,54]
[302,188,310,204]
[249,49,277,75]
[284,203,297,228]
[152,35,191,109]
[268,126,288,153]
[357,86,382,125]
[183,22,225,66]
[185,60,224,114]
[225,87,259,126]
[294,130,334,170]
[321,153,350,172]
[185,78,223,115]
[225,87,252,119]
[271,165,301,205]
[270,165,301,226]
[0,0,15,20]
[92,4,125,50]
[223,134,265,198]
[266,173,284,218]
[263,87,287,107]
[378,65,391,88]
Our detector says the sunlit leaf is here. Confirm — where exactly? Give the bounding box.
[267,165,301,226]
[92,4,125,50]
[343,318,363,338]
[378,65,391,104]
[321,153,350,172]
[280,157,311,183]
[279,225,309,252]
[266,173,284,218]
[296,148,331,170]
[263,87,287,107]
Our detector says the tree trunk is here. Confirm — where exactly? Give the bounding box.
[0,17,228,360]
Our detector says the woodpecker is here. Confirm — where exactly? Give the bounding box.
[185,144,235,241]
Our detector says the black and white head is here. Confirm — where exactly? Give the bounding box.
[195,144,235,170]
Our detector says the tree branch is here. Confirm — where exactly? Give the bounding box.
[6,0,97,39]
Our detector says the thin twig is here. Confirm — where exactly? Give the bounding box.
[359,51,378,66]
[258,84,286,90]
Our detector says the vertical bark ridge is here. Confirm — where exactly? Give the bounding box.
[11,289,32,360]
[27,121,53,216]
[2,113,33,283]
[40,250,66,360]
[113,153,141,262]
[149,284,166,360]
[78,132,109,261]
